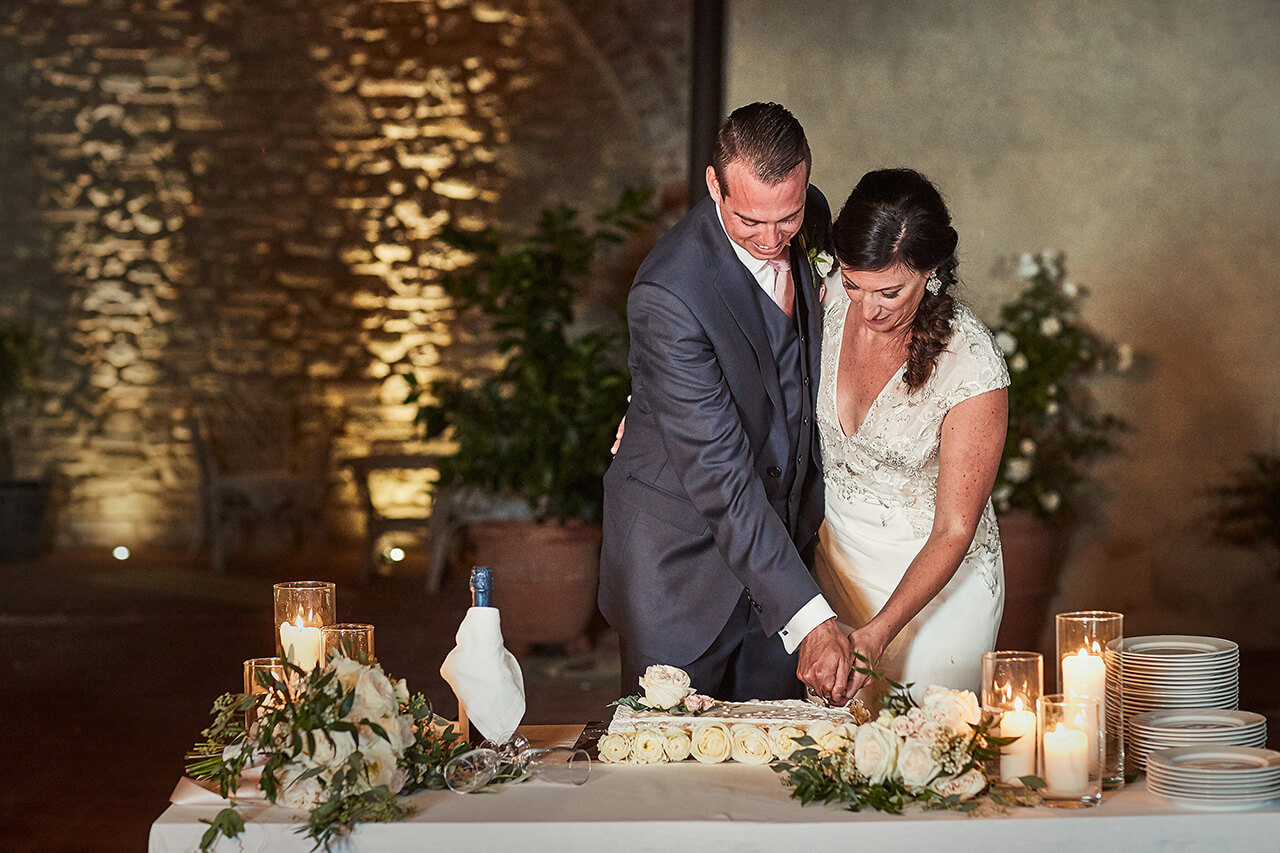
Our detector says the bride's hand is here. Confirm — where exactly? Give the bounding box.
[796,619,853,706]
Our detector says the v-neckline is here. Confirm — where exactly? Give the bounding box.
[833,303,907,439]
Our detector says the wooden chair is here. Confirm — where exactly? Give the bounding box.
[191,392,334,573]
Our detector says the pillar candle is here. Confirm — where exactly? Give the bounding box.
[1062,647,1105,768]
[1043,722,1089,796]
[280,620,323,672]
[999,698,1037,783]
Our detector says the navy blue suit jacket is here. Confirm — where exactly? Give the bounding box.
[599,186,830,666]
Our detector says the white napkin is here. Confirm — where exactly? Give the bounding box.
[439,606,526,743]
[169,767,269,806]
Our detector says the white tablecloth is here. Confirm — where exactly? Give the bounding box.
[150,725,1280,853]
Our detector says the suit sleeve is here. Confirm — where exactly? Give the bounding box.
[627,281,821,637]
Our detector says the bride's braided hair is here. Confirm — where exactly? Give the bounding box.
[832,168,958,391]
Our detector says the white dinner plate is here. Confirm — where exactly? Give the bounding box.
[1108,635,1239,658]
[1130,709,1265,731]
[1147,745,1280,772]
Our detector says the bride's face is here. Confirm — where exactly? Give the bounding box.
[840,264,928,335]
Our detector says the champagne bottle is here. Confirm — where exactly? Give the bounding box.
[470,566,493,608]
[458,566,493,744]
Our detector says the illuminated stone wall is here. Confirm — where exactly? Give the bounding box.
[0,0,688,551]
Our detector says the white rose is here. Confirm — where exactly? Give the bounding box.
[1017,252,1039,279]
[393,678,410,706]
[1005,457,1032,484]
[1009,353,1028,372]
[690,722,733,764]
[915,720,943,744]
[1019,437,1036,456]
[663,727,692,762]
[730,724,774,765]
[597,733,632,764]
[995,331,1017,355]
[813,250,835,278]
[896,739,942,790]
[875,710,894,729]
[818,724,856,755]
[683,693,716,713]
[1040,316,1063,337]
[331,656,363,692]
[853,721,899,784]
[767,724,805,760]
[804,720,837,754]
[922,686,981,734]
[638,665,694,710]
[308,729,358,769]
[1115,342,1134,372]
[891,714,917,739]
[930,767,987,801]
[630,728,669,764]
[353,666,400,720]
[276,758,328,809]
[360,737,399,789]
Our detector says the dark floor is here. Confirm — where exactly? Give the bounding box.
[1,548,1278,853]
[0,547,622,853]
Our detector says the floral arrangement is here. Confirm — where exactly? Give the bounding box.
[773,672,1018,813]
[989,250,1131,521]
[185,655,501,851]
[608,663,714,715]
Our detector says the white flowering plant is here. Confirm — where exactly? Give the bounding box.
[772,665,1021,814]
[989,251,1130,521]
[185,655,505,851]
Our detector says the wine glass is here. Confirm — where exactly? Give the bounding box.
[443,748,502,793]
[517,746,591,786]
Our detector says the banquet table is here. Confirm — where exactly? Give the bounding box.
[150,724,1280,853]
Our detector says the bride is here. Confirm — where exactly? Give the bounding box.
[814,168,1009,699]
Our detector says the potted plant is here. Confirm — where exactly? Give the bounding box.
[1206,452,1280,575]
[987,251,1131,650]
[407,188,652,651]
[0,320,47,560]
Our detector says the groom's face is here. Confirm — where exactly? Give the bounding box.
[707,161,808,262]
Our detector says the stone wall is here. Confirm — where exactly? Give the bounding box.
[0,0,689,552]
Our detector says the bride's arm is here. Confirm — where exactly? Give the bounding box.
[846,386,1009,694]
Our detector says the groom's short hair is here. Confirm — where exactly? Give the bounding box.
[712,102,811,195]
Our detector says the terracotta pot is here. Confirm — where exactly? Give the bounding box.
[996,511,1068,656]
[467,519,601,654]
[0,480,47,561]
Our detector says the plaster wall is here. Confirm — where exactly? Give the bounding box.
[727,0,1280,645]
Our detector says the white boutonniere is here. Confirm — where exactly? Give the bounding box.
[809,247,835,280]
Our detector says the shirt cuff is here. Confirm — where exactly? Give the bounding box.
[778,595,837,655]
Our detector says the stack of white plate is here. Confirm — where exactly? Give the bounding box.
[1128,708,1267,770]
[1104,634,1240,753]
[1146,745,1280,809]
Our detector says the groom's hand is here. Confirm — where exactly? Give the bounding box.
[796,618,853,706]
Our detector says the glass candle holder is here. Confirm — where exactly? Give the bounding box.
[321,623,375,663]
[1055,610,1124,787]
[1037,693,1102,807]
[981,651,1043,784]
[273,581,336,673]
[243,657,287,726]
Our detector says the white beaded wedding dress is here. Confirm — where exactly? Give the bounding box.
[813,287,1010,697]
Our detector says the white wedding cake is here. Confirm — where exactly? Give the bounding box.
[597,665,868,765]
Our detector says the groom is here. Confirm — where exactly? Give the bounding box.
[599,102,853,705]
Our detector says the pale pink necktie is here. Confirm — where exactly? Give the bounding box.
[766,258,794,318]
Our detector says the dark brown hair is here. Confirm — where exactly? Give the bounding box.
[833,168,959,390]
[711,102,811,195]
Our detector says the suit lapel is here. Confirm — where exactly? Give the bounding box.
[697,202,787,422]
